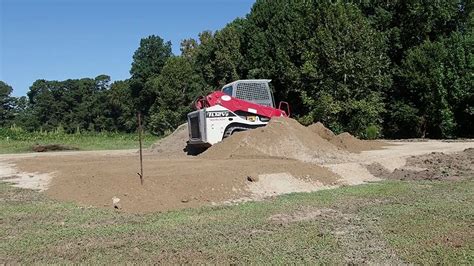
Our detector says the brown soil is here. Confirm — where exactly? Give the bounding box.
[12,153,337,213]
[201,117,345,163]
[32,144,79,152]
[3,118,402,214]
[149,118,388,160]
[149,123,189,157]
[307,121,388,153]
[307,122,335,141]
[367,148,474,180]
[330,132,387,153]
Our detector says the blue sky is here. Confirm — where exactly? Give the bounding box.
[0,0,255,96]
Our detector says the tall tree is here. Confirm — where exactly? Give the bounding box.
[107,80,137,132]
[147,56,206,134]
[0,81,15,126]
[193,19,246,86]
[244,0,313,112]
[24,76,115,132]
[393,31,473,138]
[130,35,173,82]
[299,2,391,136]
[129,35,173,116]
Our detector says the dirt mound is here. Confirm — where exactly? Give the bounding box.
[367,148,474,180]
[330,132,386,153]
[148,118,386,159]
[32,144,78,152]
[201,117,345,163]
[307,122,336,141]
[149,123,189,157]
[308,122,388,153]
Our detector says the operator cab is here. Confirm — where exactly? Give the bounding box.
[221,79,275,108]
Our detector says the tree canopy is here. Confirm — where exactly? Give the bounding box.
[4,0,472,138]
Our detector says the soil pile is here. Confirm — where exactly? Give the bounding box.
[308,122,387,153]
[330,132,386,153]
[201,117,345,163]
[368,148,474,180]
[149,117,387,159]
[308,122,335,141]
[32,144,78,152]
[149,123,188,157]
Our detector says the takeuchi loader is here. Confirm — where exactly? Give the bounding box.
[187,79,290,147]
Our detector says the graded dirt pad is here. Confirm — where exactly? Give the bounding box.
[11,153,338,213]
[201,117,346,163]
[367,148,474,180]
[149,123,189,157]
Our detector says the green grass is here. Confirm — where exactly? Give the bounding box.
[1,178,472,264]
[0,127,158,154]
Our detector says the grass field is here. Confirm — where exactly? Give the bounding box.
[1,178,472,264]
[0,127,158,154]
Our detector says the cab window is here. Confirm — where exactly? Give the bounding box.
[222,86,233,96]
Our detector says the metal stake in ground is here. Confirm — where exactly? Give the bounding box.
[137,112,144,185]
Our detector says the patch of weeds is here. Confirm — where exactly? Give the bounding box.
[1,178,473,264]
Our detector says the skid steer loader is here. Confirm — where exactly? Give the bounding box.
[187,79,290,147]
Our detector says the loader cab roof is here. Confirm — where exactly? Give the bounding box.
[221,79,275,107]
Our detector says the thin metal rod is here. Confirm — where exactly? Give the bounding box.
[137,112,144,185]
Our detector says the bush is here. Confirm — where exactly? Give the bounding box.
[364,125,381,140]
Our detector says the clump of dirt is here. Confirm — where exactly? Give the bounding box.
[201,117,345,163]
[32,144,78,152]
[367,148,474,180]
[307,122,335,141]
[149,123,189,157]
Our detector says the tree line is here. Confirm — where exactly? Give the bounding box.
[1,0,472,138]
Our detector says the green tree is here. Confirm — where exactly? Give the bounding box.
[24,75,116,132]
[147,56,206,134]
[395,31,473,138]
[244,0,313,112]
[130,35,173,82]
[299,2,391,136]
[107,80,137,132]
[129,35,173,115]
[0,81,15,127]
[194,19,246,86]
[356,0,471,64]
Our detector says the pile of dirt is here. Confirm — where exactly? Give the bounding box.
[148,117,387,160]
[149,123,189,157]
[308,122,387,153]
[31,144,78,152]
[367,148,474,180]
[201,117,345,163]
[307,122,335,141]
[329,133,386,153]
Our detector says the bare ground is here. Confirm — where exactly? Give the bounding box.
[3,153,337,213]
[367,148,474,180]
[1,139,473,213]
